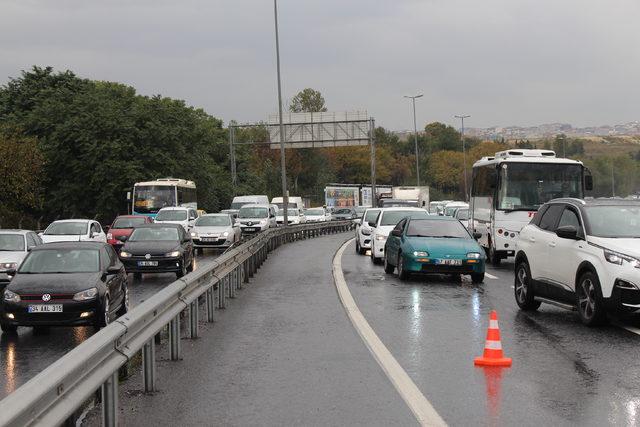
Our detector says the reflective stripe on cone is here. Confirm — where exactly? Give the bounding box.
[474,310,512,367]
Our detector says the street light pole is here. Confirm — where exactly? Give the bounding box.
[404,94,423,186]
[274,0,288,226]
[455,114,471,202]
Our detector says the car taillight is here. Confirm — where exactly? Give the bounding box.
[497,229,503,235]
[107,233,113,240]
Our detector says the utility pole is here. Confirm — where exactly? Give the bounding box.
[404,94,423,186]
[274,0,288,225]
[455,115,471,202]
[611,159,616,197]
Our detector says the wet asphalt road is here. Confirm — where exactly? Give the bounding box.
[342,239,640,426]
[0,251,220,399]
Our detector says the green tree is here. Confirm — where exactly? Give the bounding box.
[289,88,327,113]
[423,122,462,152]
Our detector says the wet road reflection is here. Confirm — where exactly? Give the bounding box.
[0,251,219,398]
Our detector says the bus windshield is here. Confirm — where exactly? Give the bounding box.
[134,185,176,214]
[498,163,583,211]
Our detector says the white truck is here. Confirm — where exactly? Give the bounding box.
[378,186,429,208]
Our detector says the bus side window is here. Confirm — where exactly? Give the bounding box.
[177,187,183,206]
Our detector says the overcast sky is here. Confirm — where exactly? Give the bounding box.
[1,0,638,130]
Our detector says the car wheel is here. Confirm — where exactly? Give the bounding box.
[186,254,194,272]
[489,244,501,266]
[1,323,17,334]
[397,253,409,281]
[514,261,541,311]
[116,285,129,317]
[95,296,111,330]
[383,252,395,274]
[355,239,361,254]
[576,271,607,326]
[176,261,186,278]
[471,273,485,284]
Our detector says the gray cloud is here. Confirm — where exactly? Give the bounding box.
[1,0,638,130]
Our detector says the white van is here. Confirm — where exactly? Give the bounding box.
[230,195,269,212]
[271,196,304,211]
[237,204,277,234]
[155,206,199,231]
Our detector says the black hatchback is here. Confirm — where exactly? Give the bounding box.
[1,242,128,333]
[118,224,194,279]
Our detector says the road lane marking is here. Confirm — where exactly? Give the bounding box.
[485,272,498,280]
[612,322,640,337]
[333,239,447,427]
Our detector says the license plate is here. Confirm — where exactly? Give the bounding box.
[28,304,63,313]
[201,237,218,242]
[435,258,462,266]
[243,227,257,232]
[138,261,159,267]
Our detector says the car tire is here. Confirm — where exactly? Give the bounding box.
[489,244,501,266]
[383,253,395,274]
[471,273,485,284]
[1,323,17,334]
[576,271,607,326]
[397,253,409,281]
[186,254,194,272]
[514,261,541,311]
[116,285,129,317]
[176,261,187,278]
[356,239,362,255]
[95,296,111,330]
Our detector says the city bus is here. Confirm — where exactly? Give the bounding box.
[470,149,592,265]
[131,178,197,218]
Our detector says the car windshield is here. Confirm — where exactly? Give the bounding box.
[45,222,88,236]
[156,210,187,221]
[334,209,353,214]
[129,227,180,242]
[497,163,583,211]
[305,209,324,216]
[195,216,231,227]
[364,209,380,223]
[380,210,427,226]
[584,205,640,238]
[456,209,470,220]
[380,200,419,208]
[112,217,147,229]
[445,206,465,216]
[19,249,100,273]
[239,207,268,218]
[406,220,471,238]
[284,209,299,216]
[354,207,367,217]
[134,185,176,214]
[0,234,25,251]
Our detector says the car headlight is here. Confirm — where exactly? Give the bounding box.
[73,287,98,301]
[375,234,386,241]
[222,231,229,237]
[3,290,20,303]
[1,262,17,270]
[604,249,640,268]
[467,252,482,259]
[413,251,429,257]
[191,231,198,238]
[165,251,181,257]
[120,251,132,258]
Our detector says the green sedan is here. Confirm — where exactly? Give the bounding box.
[383,216,486,283]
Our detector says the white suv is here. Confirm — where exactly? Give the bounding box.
[370,207,429,264]
[155,207,199,232]
[514,198,640,326]
[353,208,380,255]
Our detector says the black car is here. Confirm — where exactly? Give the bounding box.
[0,242,128,333]
[118,224,194,279]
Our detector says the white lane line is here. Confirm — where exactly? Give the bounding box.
[333,239,447,427]
[485,272,499,280]
[613,322,640,337]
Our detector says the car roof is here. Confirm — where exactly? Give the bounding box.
[549,197,640,208]
[200,213,230,217]
[239,204,270,208]
[50,219,93,223]
[158,206,189,211]
[31,241,107,251]
[133,223,183,229]
[115,215,148,218]
[409,216,458,222]
[380,207,426,212]
[0,229,32,235]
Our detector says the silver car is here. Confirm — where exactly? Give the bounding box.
[190,214,240,253]
[0,230,43,289]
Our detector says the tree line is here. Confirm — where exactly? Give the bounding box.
[1,67,638,228]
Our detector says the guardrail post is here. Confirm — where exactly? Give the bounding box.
[142,339,156,392]
[101,372,118,427]
[169,315,182,360]
[243,260,250,283]
[189,301,199,338]
[218,279,226,308]
[206,287,215,322]
[228,274,235,298]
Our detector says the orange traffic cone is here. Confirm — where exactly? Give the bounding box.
[474,310,512,367]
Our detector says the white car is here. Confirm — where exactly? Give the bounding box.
[514,198,640,326]
[353,208,380,255]
[237,204,277,234]
[370,208,430,264]
[304,207,330,223]
[155,207,199,232]
[443,201,468,217]
[276,208,306,226]
[0,230,44,286]
[190,213,240,252]
[41,220,107,243]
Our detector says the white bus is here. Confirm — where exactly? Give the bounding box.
[470,149,592,265]
[132,178,197,218]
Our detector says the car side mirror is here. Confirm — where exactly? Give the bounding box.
[556,225,580,240]
[473,232,482,240]
[391,229,402,237]
[368,221,376,228]
[27,245,34,252]
[118,235,128,242]
[6,267,17,276]
[353,219,361,225]
[107,265,121,275]
[91,232,100,238]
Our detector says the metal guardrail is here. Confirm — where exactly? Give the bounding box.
[0,220,354,427]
